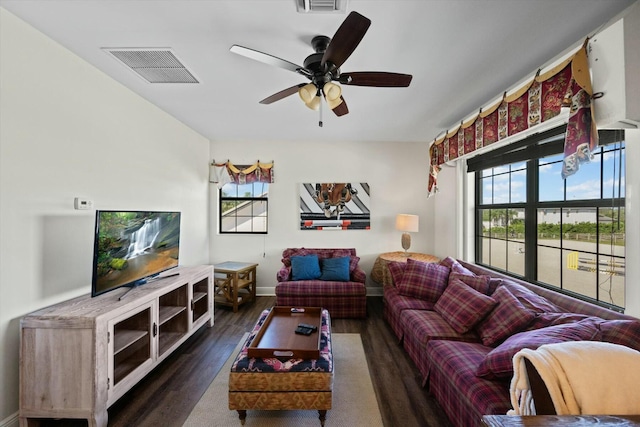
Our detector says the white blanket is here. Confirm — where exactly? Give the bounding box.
[509,341,640,415]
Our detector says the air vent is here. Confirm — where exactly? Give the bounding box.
[296,0,348,13]
[103,48,199,83]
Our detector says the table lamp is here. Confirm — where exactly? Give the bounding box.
[396,214,419,256]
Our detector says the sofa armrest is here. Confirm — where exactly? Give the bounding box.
[276,266,291,282]
[351,266,366,283]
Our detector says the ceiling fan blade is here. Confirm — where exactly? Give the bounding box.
[340,72,413,87]
[332,96,349,117]
[321,11,371,70]
[230,45,307,75]
[259,84,307,104]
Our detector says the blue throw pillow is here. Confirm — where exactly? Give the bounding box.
[290,255,321,280]
[319,257,350,281]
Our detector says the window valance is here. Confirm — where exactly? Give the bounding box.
[428,41,597,195]
[209,160,275,188]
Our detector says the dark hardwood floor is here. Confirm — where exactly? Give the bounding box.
[107,296,452,427]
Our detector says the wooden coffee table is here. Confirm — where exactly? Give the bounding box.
[228,307,333,426]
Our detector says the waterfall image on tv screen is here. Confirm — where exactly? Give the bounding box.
[91,211,180,297]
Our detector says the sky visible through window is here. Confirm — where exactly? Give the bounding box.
[482,144,625,204]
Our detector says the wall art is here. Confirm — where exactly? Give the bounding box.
[299,183,370,230]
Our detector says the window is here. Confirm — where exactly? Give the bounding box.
[219,182,268,234]
[470,127,626,309]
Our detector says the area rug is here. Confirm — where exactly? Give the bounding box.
[183,333,383,427]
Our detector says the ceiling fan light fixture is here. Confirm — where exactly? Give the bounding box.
[327,96,343,110]
[305,95,321,110]
[298,83,317,104]
[323,82,342,101]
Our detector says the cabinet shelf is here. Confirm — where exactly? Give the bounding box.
[158,306,186,326]
[193,291,207,303]
[159,332,185,355]
[114,358,149,383]
[113,329,149,356]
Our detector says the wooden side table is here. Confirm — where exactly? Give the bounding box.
[370,251,440,286]
[213,261,258,312]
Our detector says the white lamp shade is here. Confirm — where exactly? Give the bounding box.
[305,96,320,110]
[298,83,317,104]
[396,214,419,232]
[323,82,342,101]
[326,96,343,110]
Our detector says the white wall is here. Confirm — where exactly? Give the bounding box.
[430,163,462,259]
[209,139,435,294]
[0,9,210,423]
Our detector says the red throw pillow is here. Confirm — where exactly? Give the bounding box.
[476,318,602,379]
[599,320,640,352]
[475,285,536,346]
[396,259,450,302]
[348,256,360,273]
[434,278,497,334]
[448,272,491,295]
[387,261,407,287]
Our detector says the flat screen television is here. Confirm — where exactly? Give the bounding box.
[91,210,181,297]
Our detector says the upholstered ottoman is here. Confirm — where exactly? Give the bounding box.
[228,308,333,426]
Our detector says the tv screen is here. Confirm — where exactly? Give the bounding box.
[91,210,181,297]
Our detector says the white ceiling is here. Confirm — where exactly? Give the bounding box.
[1,0,636,144]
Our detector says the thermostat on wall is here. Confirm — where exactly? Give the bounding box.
[74,197,93,210]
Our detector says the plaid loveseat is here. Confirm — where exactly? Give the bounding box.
[382,257,640,427]
[275,248,367,318]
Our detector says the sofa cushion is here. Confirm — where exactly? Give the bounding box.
[501,279,563,313]
[527,312,592,331]
[402,310,480,386]
[475,285,536,347]
[319,256,350,281]
[434,278,497,334]
[599,319,640,352]
[348,256,361,273]
[402,309,479,345]
[282,248,355,266]
[476,317,602,379]
[276,280,366,297]
[426,340,512,423]
[396,259,450,302]
[290,255,321,280]
[387,261,407,287]
[384,286,435,312]
[450,272,491,295]
[440,256,476,276]
[383,287,434,341]
[282,248,312,266]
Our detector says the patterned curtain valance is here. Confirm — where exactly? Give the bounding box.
[209,160,275,188]
[428,41,597,196]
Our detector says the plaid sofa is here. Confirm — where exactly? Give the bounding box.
[275,248,367,318]
[383,257,640,427]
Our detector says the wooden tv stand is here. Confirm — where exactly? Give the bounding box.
[19,265,214,427]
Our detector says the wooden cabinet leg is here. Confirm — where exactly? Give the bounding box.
[237,409,247,425]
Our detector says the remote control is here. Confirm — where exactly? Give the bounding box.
[298,323,317,331]
[295,326,314,335]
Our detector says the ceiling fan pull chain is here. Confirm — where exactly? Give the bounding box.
[319,94,323,127]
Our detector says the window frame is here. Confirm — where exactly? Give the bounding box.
[219,181,269,235]
[471,126,626,310]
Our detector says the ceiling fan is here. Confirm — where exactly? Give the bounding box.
[230,11,412,126]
